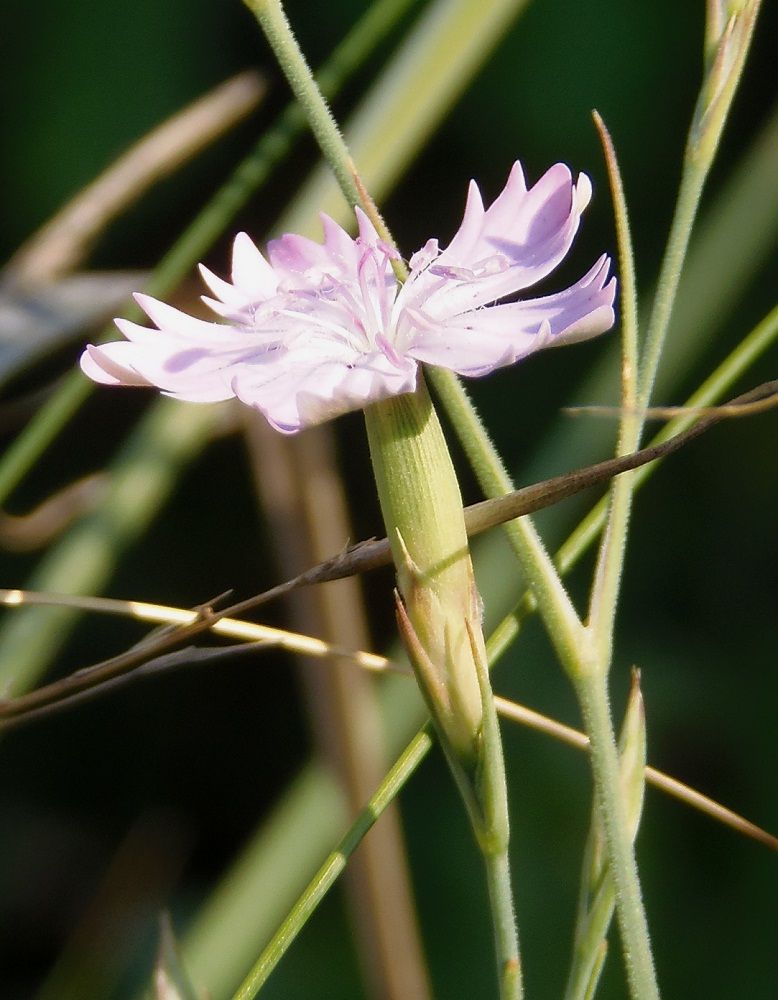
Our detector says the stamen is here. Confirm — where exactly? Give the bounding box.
[375,333,403,367]
[356,245,387,342]
[377,240,401,261]
[429,253,509,281]
[408,239,439,272]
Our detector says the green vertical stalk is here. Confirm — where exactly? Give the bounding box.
[586,113,640,656]
[230,728,434,1000]
[484,850,522,997]
[639,1,762,412]
[575,671,658,1000]
[565,674,647,1000]
[243,0,363,210]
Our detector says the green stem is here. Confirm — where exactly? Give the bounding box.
[574,24,763,988]
[639,3,761,413]
[574,671,659,1000]
[487,299,778,668]
[637,163,707,412]
[484,849,522,1000]
[586,115,640,658]
[474,617,522,1000]
[428,368,587,675]
[277,0,532,238]
[243,0,362,210]
[231,728,434,1000]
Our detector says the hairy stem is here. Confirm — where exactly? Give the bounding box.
[575,670,659,1000]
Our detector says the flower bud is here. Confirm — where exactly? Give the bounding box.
[365,379,485,757]
[692,0,760,162]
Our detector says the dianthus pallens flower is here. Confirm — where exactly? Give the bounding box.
[81,162,616,433]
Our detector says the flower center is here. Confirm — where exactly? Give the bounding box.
[276,239,401,359]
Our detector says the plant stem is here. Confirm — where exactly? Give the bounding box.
[483,848,522,1000]
[243,10,526,995]
[243,0,362,210]
[639,2,762,413]
[637,162,707,412]
[586,113,640,658]
[428,368,584,671]
[473,621,523,1000]
[231,728,434,1000]
[574,670,659,1000]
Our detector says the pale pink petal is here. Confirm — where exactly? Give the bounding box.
[134,294,234,342]
[478,160,528,228]
[81,338,245,401]
[199,294,247,320]
[198,264,250,310]
[354,206,383,248]
[434,180,485,263]
[267,232,335,281]
[157,379,242,403]
[82,341,235,400]
[81,343,154,387]
[231,232,278,299]
[402,164,593,318]
[409,239,439,272]
[405,257,616,377]
[483,163,579,252]
[478,255,616,347]
[537,254,616,346]
[232,348,417,433]
[404,311,543,377]
[115,317,271,361]
[268,211,390,288]
[113,318,172,346]
[320,213,361,270]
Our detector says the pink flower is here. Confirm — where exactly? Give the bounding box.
[81,162,616,433]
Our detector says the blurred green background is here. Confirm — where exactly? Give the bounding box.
[1,1,776,998]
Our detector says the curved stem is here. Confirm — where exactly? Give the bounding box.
[587,113,640,657]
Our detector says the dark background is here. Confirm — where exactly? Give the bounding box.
[1,1,776,998]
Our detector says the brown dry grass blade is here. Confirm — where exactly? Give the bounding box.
[1,380,774,726]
